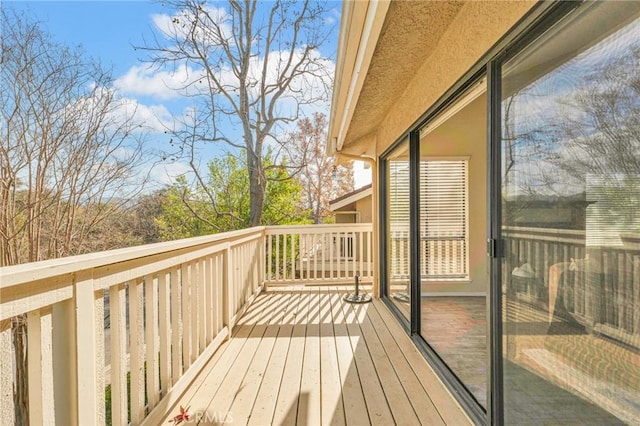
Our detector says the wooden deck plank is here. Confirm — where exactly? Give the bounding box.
[228,292,291,424]
[344,301,421,425]
[328,287,370,426]
[158,291,274,424]
[159,287,472,426]
[297,287,322,425]
[272,290,310,425]
[319,288,346,426]
[336,289,395,425]
[247,291,302,425]
[200,292,284,421]
[365,301,446,425]
[371,299,473,425]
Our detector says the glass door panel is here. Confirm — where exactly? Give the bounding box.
[385,140,411,319]
[419,89,488,407]
[501,3,640,423]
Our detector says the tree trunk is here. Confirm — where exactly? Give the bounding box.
[13,319,28,425]
[248,154,266,227]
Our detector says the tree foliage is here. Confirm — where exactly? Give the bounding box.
[157,151,310,238]
[140,0,333,226]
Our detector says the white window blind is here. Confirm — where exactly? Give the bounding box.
[388,161,410,279]
[420,160,469,279]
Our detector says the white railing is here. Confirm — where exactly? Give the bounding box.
[503,226,640,348]
[264,224,373,285]
[0,223,373,425]
[389,231,468,279]
[0,227,265,426]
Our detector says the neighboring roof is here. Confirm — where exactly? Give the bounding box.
[329,184,373,211]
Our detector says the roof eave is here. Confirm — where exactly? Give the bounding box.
[327,0,391,158]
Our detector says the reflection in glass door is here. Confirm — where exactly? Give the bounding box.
[500,2,640,423]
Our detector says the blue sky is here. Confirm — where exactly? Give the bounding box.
[7,1,166,76]
[4,1,372,187]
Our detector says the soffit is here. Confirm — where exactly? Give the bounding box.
[342,0,466,154]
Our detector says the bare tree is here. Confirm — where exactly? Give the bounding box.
[1,11,148,266]
[289,113,353,223]
[139,0,333,226]
[0,9,147,422]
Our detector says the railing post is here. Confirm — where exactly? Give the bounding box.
[52,299,77,425]
[73,270,103,425]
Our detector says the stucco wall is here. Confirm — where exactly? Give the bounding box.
[375,1,535,155]
[332,194,372,224]
[355,196,373,223]
[420,94,487,294]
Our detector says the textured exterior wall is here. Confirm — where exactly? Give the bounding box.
[375,1,535,155]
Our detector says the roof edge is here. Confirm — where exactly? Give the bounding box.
[329,184,373,211]
[327,0,391,157]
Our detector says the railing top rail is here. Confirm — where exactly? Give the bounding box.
[502,226,586,237]
[266,223,373,233]
[0,226,266,289]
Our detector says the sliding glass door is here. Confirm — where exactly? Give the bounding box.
[418,87,488,408]
[385,139,411,319]
[500,2,640,423]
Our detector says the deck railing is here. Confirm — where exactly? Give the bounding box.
[264,223,373,285]
[2,222,637,424]
[0,224,373,425]
[503,226,640,348]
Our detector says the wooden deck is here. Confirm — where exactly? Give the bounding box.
[157,286,472,425]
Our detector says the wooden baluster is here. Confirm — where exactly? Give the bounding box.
[291,233,297,282]
[110,283,128,425]
[206,256,214,345]
[191,261,200,362]
[275,234,280,282]
[170,268,182,384]
[129,278,145,425]
[145,275,160,409]
[158,271,171,394]
[199,258,207,353]
[633,255,639,335]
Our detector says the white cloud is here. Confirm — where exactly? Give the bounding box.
[114,96,174,133]
[151,6,233,43]
[150,161,191,185]
[114,64,205,100]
